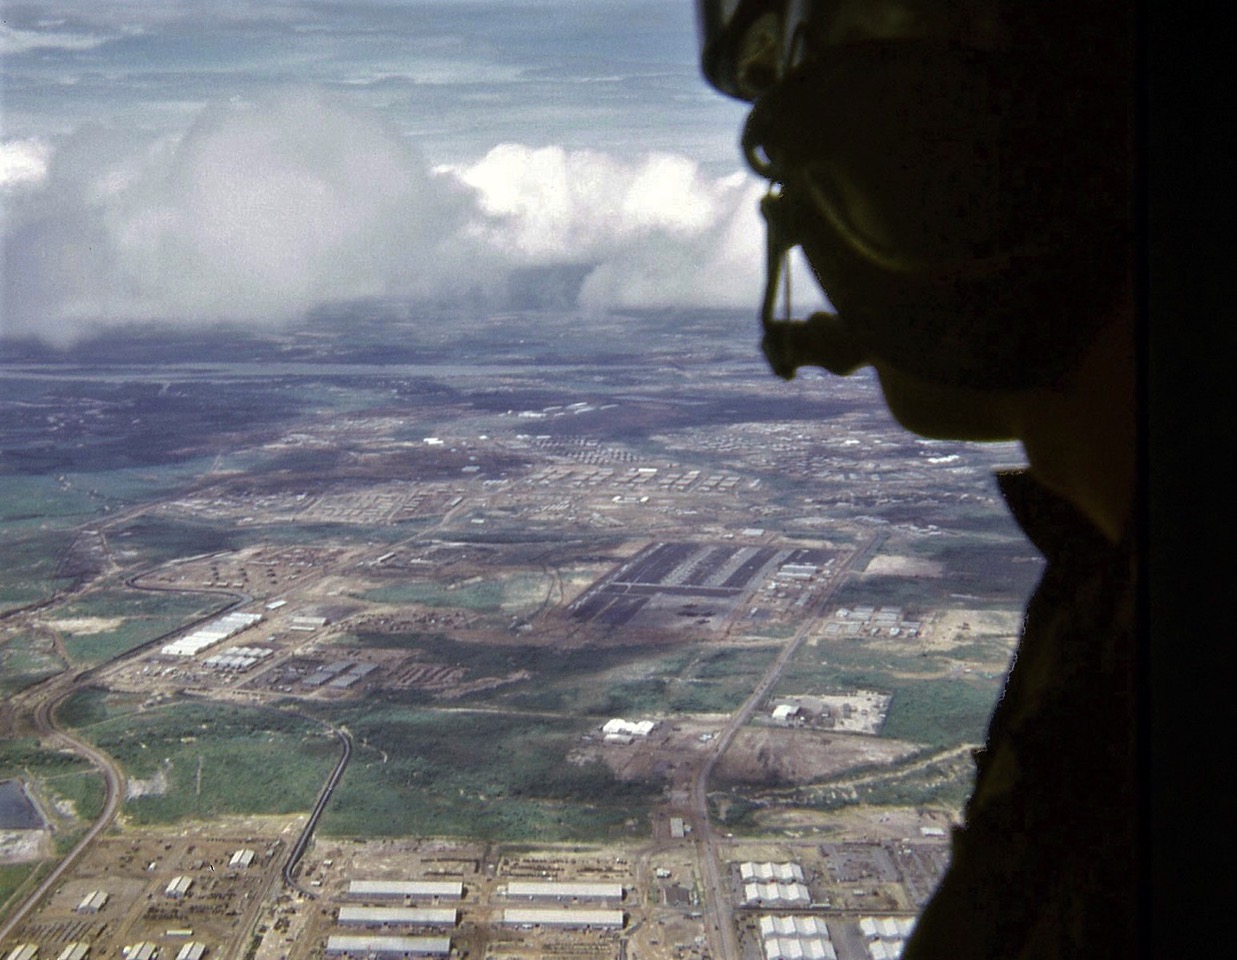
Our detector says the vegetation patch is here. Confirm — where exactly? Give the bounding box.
[0,529,76,613]
[879,679,1000,747]
[50,588,222,667]
[318,706,663,841]
[74,701,337,824]
[0,633,63,697]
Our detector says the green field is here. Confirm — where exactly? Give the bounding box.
[360,570,554,615]
[63,696,339,824]
[48,587,224,666]
[0,633,63,697]
[0,528,76,613]
[317,705,663,841]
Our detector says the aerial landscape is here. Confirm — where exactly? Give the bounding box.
[0,304,1041,960]
[2,4,1049,958]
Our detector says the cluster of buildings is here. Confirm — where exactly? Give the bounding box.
[323,877,627,957]
[500,881,624,929]
[325,880,462,958]
[601,718,656,743]
[3,944,212,960]
[159,612,262,658]
[35,848,262,960]
[757,915,837,960]
[821,607,921,640]
[302,660,378,690]
[740,862,813,906]
[858,917,917,959]
[6,947,92,960]
[202,646,272,672]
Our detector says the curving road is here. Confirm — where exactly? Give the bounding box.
[282,724,353,895]
[0,678,127,944]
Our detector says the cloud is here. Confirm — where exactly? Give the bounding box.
[2,87,789,344]
[0,21,115,55]
[0,139,53,192]
[448,143,776,311]
[2,88,484,341]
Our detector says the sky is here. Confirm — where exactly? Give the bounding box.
[0,0,826,344]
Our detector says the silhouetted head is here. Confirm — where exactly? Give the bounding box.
[696,0,1134,394]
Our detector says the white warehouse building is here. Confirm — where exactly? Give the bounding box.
[743,881,812,906]
[502,909,624,929]
[741,862,805,882]
[504,881,623,901]
[161,612,262,657]
[347,881,463,901]
[325,937,450,957]
[337,907,457,927]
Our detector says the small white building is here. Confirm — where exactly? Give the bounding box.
[602,718,656,738]
[229,849,255,869]
[165,876,193,899]
[55,945,89,960]
[175,944,207,960]
[5,945,37,960]
[76,890,108,913]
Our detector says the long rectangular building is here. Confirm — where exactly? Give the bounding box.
[504,881,623,901]
[502,909,625,929]
[741,862,805,882]
[348,881,463,901]
[325,937,450,957]
[337,907,457,927]
[743,881,811,905]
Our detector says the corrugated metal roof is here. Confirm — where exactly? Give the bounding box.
[505,881,623,900]
[337,907,457,926]
[502,909,624,928]
[348,880,463,899]
[325,936,450,956]
[175,943,207,960]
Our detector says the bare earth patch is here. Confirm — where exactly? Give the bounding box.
[714,728,921,786]
[864,555,945,577]
[43,617,126,634]
[924,608,1022,656]
[0,829,49,862]
[125,767,170,799]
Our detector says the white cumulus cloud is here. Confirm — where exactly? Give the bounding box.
[447,143,775,311]
[2,88,789,344]
[0,139,53,192]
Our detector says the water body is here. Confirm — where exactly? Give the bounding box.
[0,779,48,830]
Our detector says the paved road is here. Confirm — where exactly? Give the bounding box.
[0,678,126,944]
[282,725,353,896]
[689,532,883,960]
